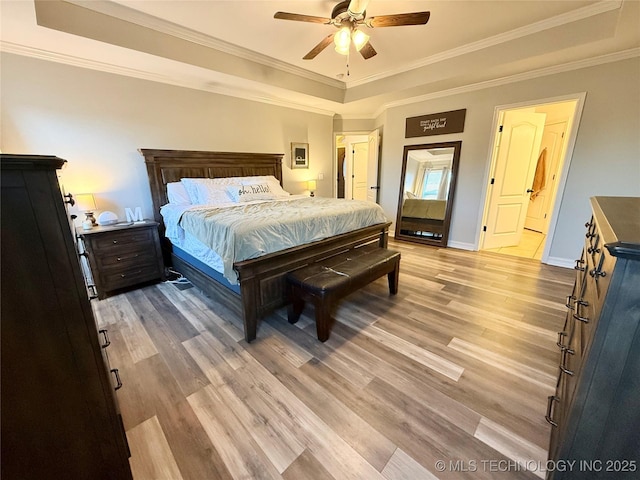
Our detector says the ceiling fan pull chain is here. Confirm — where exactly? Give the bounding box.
[346,52,350,77]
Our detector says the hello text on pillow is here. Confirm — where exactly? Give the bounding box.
[226,184,276,202]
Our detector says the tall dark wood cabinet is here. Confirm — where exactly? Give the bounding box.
[1,155,133,480]
[546,197,640,479]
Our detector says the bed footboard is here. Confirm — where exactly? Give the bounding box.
[235,222,390,342]
[170,222,389,342]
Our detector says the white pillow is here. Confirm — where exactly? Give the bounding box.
[180,178,204,204]
[166,182,192,205]
[226,184,277,202]
[193,182,235,205]
[181,176,289,202]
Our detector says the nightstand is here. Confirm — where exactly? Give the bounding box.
[78,221,165,299]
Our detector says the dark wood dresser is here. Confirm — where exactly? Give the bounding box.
[78,222,164,299]
[1,155,133,480]
[546,197,640,479]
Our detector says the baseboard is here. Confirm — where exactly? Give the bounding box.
[447,241,476,251]
[545,256,575,269]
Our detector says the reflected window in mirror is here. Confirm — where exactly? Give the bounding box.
[395,141,461,247]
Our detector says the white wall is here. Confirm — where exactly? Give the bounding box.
[377,57,640,262]
[1,53,334,222]
[2,53,639,264]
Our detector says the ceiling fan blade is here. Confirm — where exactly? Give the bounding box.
[348,0,370,15]
[358,41,377,60]
[303,34,335,60]
[369,11,431,27]
[274,12,331,24]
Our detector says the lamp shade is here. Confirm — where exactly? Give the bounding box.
[307,180,317,191]
[74,193,96,212]
[352,29,370,51]
[334,27,351,55]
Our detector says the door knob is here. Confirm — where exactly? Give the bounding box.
[526,189,534,193]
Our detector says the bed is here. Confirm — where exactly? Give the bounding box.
[141,149,391,342]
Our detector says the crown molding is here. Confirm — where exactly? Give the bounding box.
[346,0,624,88]
[0,41,338,117]
[68,0,345,90]
[373,47,640,118]
[5,40,636,120]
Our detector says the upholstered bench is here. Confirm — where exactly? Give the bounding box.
[286,247,400,342]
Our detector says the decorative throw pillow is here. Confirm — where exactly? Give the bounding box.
[226,184,276,202]
[241,176,290,198]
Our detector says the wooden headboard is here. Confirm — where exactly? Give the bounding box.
[140,149,284,225]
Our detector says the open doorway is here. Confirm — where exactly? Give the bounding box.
[334,130,380,202]
[479,95,585,261]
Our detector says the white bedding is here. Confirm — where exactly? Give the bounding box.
[161,196,388,284]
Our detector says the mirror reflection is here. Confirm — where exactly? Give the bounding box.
[395,141,461,246]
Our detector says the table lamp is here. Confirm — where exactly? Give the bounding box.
[308,180,317,197]
[75,193,97,226]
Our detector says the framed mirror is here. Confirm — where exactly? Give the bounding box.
[394,141,461,247]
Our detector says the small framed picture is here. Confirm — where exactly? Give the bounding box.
[291,142,309,169]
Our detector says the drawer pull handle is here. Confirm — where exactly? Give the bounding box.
[545,395,559,427]
[98,328,110,348]
[565,295,575,309]
[64,193,75,206]
[117,257,121,261]
[556,332,574,354]
[573,260,585,272]
[584,221,592,228]
[587,246,601,254]
[573,313,589,323]
[589,268,606,278]
[113,240,118,244]
[121,270,142,278]
[110,368,123,390]
[585,232,596,238]
[559,363,574,376]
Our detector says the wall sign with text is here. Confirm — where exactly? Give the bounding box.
[405,109,466,138]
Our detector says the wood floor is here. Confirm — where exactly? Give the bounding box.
[93,240,575,480]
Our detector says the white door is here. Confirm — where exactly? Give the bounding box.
[525,121,567,233]
[483,110,546,249]
[366,129,380,203]
[352,142,368,200]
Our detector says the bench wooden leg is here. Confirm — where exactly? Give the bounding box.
[387,259,400,295]
[288,286,305,324]
[315,297,333,342]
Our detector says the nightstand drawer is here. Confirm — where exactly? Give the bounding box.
[95,249,157,270]
[92,228,155,252]
[100,264,162,291]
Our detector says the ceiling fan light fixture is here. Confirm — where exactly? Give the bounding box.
[334,27,351,55]
[352,29,369,51]
[334,43,350,55]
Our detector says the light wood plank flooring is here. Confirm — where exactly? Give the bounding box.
[93,240,575,480]
[483,229,546,260]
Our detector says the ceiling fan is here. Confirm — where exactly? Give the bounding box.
[274,0,431,60]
